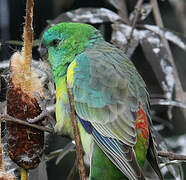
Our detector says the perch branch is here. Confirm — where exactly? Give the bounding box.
[124,0,144,54]
[158,151,186,161]
[67,82,86,180]
[1,114,54,133]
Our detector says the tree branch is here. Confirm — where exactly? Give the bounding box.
[158,151,186,161]
[124,0,144,54]
[67,83,86,180]
[0,115,5,171]
[1,114,54,133]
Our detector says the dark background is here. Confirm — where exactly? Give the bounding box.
[1,0,186,179]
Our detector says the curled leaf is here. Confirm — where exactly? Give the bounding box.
[50,8,121,25]
[139,31,175,100]
[144,25,186,51]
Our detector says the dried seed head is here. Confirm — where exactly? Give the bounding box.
[6,52,45,169]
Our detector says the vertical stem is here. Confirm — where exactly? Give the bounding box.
[0,115,5,171]
[21,168,28,180]
[67,83,86,180]
[22,0,34,78]
[124,0,144,54]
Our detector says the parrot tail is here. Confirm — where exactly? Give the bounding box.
[147,129,164,180]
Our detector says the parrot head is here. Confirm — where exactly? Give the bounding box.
[40,22,103,82]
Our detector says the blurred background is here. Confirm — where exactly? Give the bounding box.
[1,0,186,179]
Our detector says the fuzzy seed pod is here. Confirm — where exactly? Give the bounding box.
[6,52,44,169]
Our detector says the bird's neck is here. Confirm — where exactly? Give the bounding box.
[52,36,104,85]
[52,65,68,86]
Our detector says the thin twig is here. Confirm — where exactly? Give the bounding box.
[5,40,23,46]
[158,151,186,161]
[124,0,144,54]
[67,83,86,180]
[0,40,39,47]
[0,115,5,171]
[1,114,54,133]
[46,145,75,163]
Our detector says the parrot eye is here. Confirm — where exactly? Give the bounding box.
[51,39,60,47]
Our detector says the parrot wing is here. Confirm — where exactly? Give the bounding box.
[67,42,149,180]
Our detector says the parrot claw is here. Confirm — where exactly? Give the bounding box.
[27,92,55,126]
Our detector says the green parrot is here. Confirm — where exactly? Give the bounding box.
[40,22,164,180]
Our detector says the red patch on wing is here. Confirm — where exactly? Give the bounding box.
[136,106,149,143]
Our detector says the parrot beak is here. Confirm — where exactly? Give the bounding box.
[39,43,48,58]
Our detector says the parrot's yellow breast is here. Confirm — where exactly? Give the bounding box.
[67,60,77,87]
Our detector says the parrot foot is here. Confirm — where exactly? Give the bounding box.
[27,92,55,126]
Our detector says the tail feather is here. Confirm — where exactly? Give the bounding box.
[147,129,164,180]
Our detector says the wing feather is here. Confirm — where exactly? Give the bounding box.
[92,126,145,180]
[67,41,149,179]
